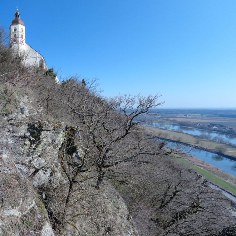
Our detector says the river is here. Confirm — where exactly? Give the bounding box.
[146,121,236,177]
[150,123,236,146]
[163,140,236,177]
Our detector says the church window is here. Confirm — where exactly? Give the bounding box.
[14,34,17,38]
[14,27,17,32]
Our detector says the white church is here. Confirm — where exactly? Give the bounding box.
[10,10,47,69]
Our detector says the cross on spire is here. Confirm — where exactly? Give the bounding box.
[15,9,20,18]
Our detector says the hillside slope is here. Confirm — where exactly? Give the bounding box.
[0,42,235,235]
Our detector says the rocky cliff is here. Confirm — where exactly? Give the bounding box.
[0,95,139,235]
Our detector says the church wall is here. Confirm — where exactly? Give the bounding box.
[23,44,47,69]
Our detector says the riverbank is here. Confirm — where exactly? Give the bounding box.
[143,126,236,195]
[144,126,236,159]
[170,151,236,195]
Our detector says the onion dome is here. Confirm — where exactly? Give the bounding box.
[11,10,25,26]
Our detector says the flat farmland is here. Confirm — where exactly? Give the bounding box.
[165,117,236,130]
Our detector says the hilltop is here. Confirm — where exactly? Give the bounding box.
[0,37,236,235]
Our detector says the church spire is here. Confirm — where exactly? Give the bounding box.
[15,9,20,19]
[11,9,25,26]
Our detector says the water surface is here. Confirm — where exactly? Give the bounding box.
[165,140,236,177]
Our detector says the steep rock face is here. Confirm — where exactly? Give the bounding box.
[0,97,60,235]
[62,179,138,236]
[0,154,54,236]
[0,97,139,235]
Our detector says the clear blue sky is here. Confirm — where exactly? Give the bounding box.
[1,0,236,108]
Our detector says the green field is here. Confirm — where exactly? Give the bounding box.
[192,165,236,195]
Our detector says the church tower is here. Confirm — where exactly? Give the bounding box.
[9,10,47,70]
[10,10,26,51]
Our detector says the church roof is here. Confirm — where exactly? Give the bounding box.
[11,10,25,26]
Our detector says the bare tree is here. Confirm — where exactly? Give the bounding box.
[62,90,162,188]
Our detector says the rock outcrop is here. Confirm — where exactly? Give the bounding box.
[0,96,139,235]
